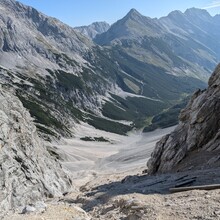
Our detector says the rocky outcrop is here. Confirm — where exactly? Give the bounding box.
[0,86,72,217]
[75,21,110,39]
[147,64,220,174]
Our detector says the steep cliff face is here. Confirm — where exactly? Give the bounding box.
[148,64,220,174]
[0,86,72,216]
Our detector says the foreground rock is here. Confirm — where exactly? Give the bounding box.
[147,64,220,174]
[4,203,91,220]
[5,168,220,220]
[60,168,220,220]
[0,86,72,217]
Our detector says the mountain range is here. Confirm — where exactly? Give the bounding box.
[1,0,220,215]
[1,0,218,138]
[94,8,220,80]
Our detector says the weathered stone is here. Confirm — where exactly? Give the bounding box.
[148,64,220,174]
[35,201,47,213]
[0,87,72,217]
[21,205,36,214]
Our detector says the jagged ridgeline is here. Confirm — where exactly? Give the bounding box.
[75,21,110,39]
[2,0,219,137]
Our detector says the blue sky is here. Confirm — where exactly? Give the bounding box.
[18,0,220,27]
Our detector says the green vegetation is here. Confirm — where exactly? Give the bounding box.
[87,114,131,135]
[80,136,109,142]
[110,47,206,101]
[102,100,133,121]
[52,52,78,68]
[141,37,186,68]
[102,94,167,129]
[17,94,64,130]
[55,70,85,91]
[67,102,85,121]
[143,97,189,132]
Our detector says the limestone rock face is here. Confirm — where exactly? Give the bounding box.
[0,86,72,216]
[147,64,220,174]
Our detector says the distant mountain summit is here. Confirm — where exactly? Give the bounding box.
[0,1,206,139]
[74,21,110,39]
[95,8,220,81]
[125,8,143,20]
[95,9,162,45]
[0,1,217,214]
[184,7,212,18]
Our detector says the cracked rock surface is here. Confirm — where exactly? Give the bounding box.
[148,64,220,174]
[0,86,72,217]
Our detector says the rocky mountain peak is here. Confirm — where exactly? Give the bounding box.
[167,10,184,19]
[94,7,162,45]
[214,14,220,20]
[74,21,110,39]
[0,0,93,70]
[122,8,153,26]
[126,8,143,19]
[91,21,110,29]
[184,7,211,19]
[147,63,220,174]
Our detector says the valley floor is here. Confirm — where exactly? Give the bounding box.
[4,125,220,220]
[53,123,175,187]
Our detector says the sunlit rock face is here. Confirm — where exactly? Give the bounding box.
[148,64,220,174]
[0,86,72,216]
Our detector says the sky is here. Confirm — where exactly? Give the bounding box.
[17,0,220,27]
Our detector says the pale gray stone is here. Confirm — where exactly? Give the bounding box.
[21,205,36,214]
[0,87,72,217]
[148,64,220,174]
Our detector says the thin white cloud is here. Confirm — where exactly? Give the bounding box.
[203,1,220,9]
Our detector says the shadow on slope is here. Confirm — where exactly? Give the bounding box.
[64,167,220,212]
